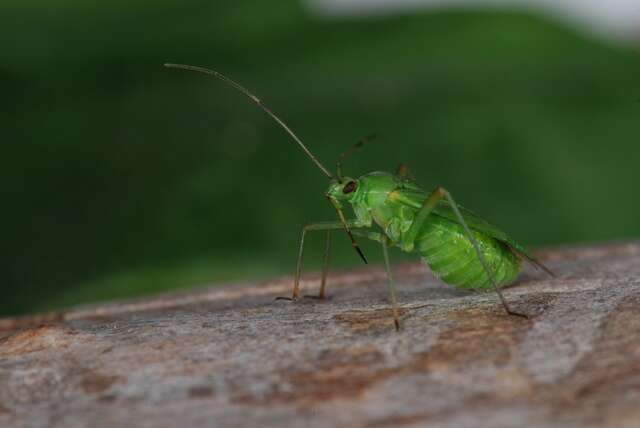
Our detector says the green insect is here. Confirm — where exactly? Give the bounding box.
[165,63,555,330]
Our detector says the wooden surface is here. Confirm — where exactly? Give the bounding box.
[1,242,640,428]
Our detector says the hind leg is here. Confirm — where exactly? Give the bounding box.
[402,187,528,319]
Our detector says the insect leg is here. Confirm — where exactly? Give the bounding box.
[381,236,401,331]
[406,187,528,319]
[276,220,366,301]
[305,230,331,299]
[401,187,449,250]
[440,189,528,318]
[351,230,401,331]
[319,230,332,299]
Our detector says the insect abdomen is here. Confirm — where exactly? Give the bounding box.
[415,216,521,290]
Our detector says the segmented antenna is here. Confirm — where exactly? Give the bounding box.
[164,63,333,179]
[336,133,376,181]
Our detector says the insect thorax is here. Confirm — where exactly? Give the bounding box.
[351,172,420,243]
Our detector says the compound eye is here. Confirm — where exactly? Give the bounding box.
[342,181,357,194]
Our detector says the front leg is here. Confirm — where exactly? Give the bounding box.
[277,220,367,301]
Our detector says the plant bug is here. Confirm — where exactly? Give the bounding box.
[164,63,555,330]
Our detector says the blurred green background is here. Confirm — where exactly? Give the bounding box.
[2,0,639,317]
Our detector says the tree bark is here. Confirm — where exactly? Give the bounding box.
[1,242,640,428]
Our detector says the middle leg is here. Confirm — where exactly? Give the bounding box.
[352,230,402,330]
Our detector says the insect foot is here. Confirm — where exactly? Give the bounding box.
[274,296,298,302]
[506,309,529,319]
[303,294,330,301]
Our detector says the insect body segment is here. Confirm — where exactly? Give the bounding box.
[416,218,521,289]
[166,63,554,331]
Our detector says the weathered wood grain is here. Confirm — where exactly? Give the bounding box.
[1,242,640,428]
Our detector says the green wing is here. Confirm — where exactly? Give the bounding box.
[395,185,554,276]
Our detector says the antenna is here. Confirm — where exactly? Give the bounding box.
[336,133,376,181]
[164,63,333,179]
